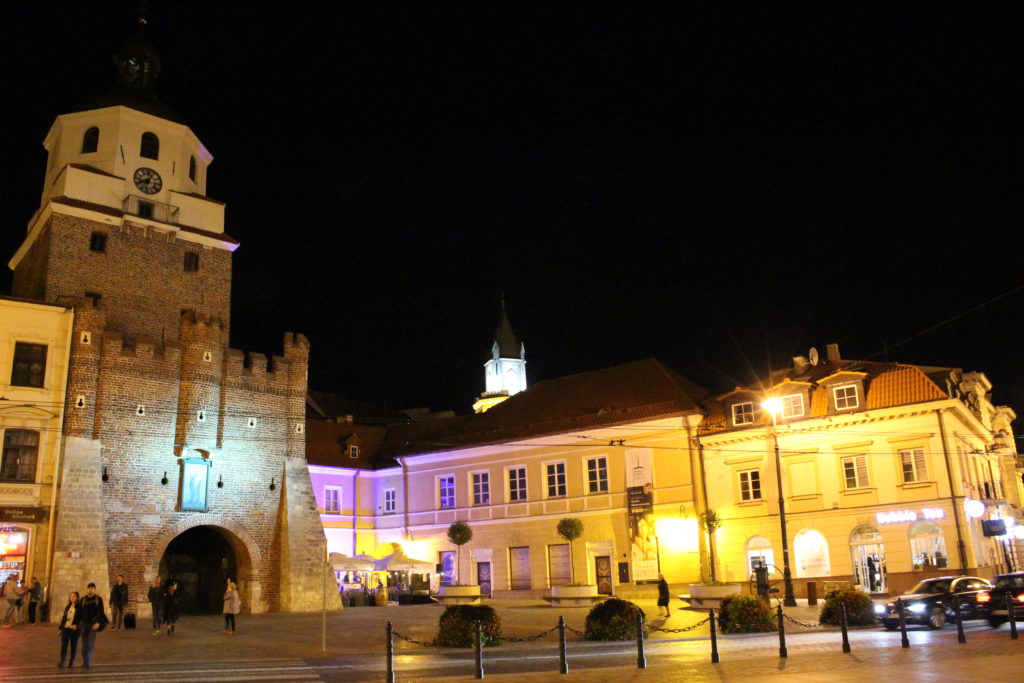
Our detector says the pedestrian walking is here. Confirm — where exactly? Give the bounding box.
[76,583,108,669]
[148,577,163,636]
[162,582,179,635]
[656,573,671,617]
[110,574,128,630]
[28,576,42,624]
[2,574,23,627]
[12,578,27,624]
[223,578,240,634]
[57,591,80,668]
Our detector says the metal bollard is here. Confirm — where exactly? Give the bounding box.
[475,620,485,679]
[636,609,647,669]
[709,609,720,664]
[840,602,851,653]
[955,599,966,644]
[1009,599,1019,640]
[897,598,909,648]
[558,615,569,674]
[385,620,395,683]
[777,604,788,658]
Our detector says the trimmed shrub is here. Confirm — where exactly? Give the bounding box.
[584,598,647,641]
[819,590,877,627]
[436,605,503,647]
[717,594,775,633]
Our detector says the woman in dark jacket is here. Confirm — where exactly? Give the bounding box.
[657,574,671,617]
[57,591,80,668]
[162,582,179,635]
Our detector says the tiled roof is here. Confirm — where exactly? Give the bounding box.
[306,390,411,425]
[865,365,947,409]
[305,420,395,469]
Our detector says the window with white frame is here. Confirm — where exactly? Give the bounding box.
[732,402,755,425]
[587,456,609,493]
[832,384,859,410]
[507,466,527,502]
[383,488,397,514]
[900,448,928,483]
[438,475,455,509]
[841,455,869,489]
[781,393,805,418]
[738,469,762,501]
[472,471,490,505]
[546,462,567,498]
[324,486,341,513]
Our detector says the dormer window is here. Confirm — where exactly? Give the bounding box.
[348,445,360,459]
[832,384,859,410]
[189,155,196,181]
[82,127,99,154]
[781,394,805,419]
[140,132,159,160]
[732,402,755,426]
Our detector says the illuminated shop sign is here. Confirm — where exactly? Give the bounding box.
[875,508,945,525]
[0,531,27,555]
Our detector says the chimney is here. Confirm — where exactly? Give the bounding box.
[826,343,841,362]
[792,356,809,374]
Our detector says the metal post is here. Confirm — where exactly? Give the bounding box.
[897,598,909,648]
[322,560,328,653]
[955,598,966,644]
[385,621,395,683]
[840,603,851,653]
[558,615,569,674]
[769,423,796,606]
[709,609,720,663]
[1009,599,1018,640]
[475,621,485,679]
[636,609,647,669]
[777,604,787,658]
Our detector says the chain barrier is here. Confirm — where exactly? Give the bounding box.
[391,629,441,647]
[782,613,821,628]
[566,625,586,638]
[648,616,710,634]
[505,624,562,642]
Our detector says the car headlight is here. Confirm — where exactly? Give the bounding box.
[907,603,926,614]
[874,604,886,614]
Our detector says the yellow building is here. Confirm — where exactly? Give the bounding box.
[0,296,74,592]
[700,344,1020,597]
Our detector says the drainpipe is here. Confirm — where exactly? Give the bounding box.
[352,470,360,556]
[398,457,410,540]
[936,408,969,575]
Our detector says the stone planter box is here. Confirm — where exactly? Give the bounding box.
[545,584,604,607]
[431,585,483,605]
[685,583,741,610]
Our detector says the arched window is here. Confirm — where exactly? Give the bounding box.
[909,521,948,570]
[140,132,159,160]
[793,528,831,578]
[81,126,99,154]
[850,524,882,544]
[1,430,39,482]
[745,535,775,575]
[188,155,196,181]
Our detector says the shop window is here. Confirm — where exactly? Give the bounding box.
[548,544,571,586]
[1,430,39,482]
[437,475,455,509]
[793,528,831,578]
[82,126,99,154]
[11,343,47,388]
[546,461,566,498]
[900,448,928,483]
[738,468,762,501]
[472,471,490,505]
[909,521,948,569]
[746,535,775,575]
[509,546,531,590]
[732,401,755,425]
[586,456,608,493]
[0,528,28,580]
[140,132,159,159]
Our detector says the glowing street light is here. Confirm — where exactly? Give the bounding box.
[761,398,797,607]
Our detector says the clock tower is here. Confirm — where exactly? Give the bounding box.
[473,301,527,413]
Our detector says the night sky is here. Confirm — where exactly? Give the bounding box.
[4,3,1023,420]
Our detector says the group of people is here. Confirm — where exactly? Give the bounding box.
[52,574,242,669]
[2,573,43,626]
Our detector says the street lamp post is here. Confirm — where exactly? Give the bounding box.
[762,398,797,607]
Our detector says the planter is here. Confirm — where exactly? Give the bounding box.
[547,584,603,607]
[432,585,483,605]
[686,583,741,610]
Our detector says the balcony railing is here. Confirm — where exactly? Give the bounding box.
[123,195,179,225]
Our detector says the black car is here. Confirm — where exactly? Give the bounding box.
[978,572,1024,628]
[877,576,992,629]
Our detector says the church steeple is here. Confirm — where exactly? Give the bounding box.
[473,300,527,413]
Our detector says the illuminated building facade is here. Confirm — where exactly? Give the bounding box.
[700,344,1022,596]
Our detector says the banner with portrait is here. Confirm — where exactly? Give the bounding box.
[626,448,659,582]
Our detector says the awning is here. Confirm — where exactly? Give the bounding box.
[329,552,376,572]
[373,553,435,572]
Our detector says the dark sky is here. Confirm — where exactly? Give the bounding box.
[3,3,1024,419]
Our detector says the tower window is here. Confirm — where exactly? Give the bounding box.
[137,201,154,220]
[140,132,159,160]
[89,232,107,253]
[184,252,199,272]
[82,127,99,154]
[189,155,196,181]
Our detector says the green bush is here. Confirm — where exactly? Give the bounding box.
[584,598,647,641]
[717,594,775,633]
[436,605,503,647]
[819,590,877,627]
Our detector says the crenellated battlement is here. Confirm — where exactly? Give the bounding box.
[98,330,183,368]
[222,346,297,392]
[179,309,225,343]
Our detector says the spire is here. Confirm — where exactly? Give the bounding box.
[492,297,522,360]
[113,1,161,94]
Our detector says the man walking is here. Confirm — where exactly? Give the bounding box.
[28,576,41,624]
[77,583,107,669]
[148,577,163,635]
[1,574,18,627]
[110,574,128,631]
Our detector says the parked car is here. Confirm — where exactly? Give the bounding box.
[977,572,1024,628]
[876,576,992,629]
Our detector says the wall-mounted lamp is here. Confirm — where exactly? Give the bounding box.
[217,474,224,489]
[101,467,109,482]
[269,477,276,491]
[161,472,168,485]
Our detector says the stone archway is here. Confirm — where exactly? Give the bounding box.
[149,514,264,614]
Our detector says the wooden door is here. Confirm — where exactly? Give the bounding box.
[477,562,492,597]
[595,555,613,595]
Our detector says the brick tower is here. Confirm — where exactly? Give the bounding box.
[9,15,337,617]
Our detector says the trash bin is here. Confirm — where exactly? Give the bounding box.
[807,581,818,606]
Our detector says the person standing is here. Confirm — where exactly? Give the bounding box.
[2,574,19,627]
[222,579,240,634]
[656,574,671,617]
[57,591,80,668]
[162,582,179,635]
[148,577,163,636]
[28,576,42,624]
[77,583,108,669]
[109,574,128,631]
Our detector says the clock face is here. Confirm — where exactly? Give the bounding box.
[133,167,162,195]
